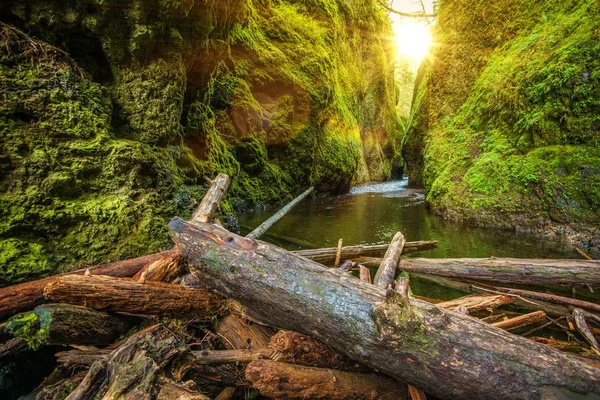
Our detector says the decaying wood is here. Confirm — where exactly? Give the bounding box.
[359,265,372,284]
[373,232,405,289]
[56,349,110,366]
[0,250,169,319]
[334,238,343,268]
[246,187,314,240]
[133,247,184,283]
[491,311,547,331]
[65,328,200,400]
[268,330,370,372]
[245,359,407,400]
[215,387,236,400]
[295,241,437,265]
[476,285,600,314]
[7,304,132,349]
[0,337,29,361]
[191,173,231,223]
[338,259,355,272]
[170,218,600,400]
[215,314,273,350]
[158,379,211,400]
[436,294,515,314]
[573,308,600,356]
[44,274,227,318]
[409,385,428,400]
[397,257,600,288]
[193,348,275,364]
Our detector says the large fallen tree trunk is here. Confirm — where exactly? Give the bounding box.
[44,274,227,318]
[169,218,600,400]
[245,359,407,400]
[397,257,600,288]
[294,241,437,264]
[0,250,172,319]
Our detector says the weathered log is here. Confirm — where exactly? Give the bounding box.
[397,257,600,287]
[295,241,437,265]
[170,218,600,400]
[158,379,211,400]
[246,187,314,240]
[268,330,370,372]
[334,238,343,268]
[491,311,547,331]
[44,274,227,318]
[65,328,200,400]
[0,250,170,320]
[436,293,516,314]
[573,309,600,355]
[373,232,405,289]
[475,285,600,314]
[193,348,275,364]
[245,359,407,400]
[56,349,110,366]
[0,337,29,362]
[215,314,273,350]
[359,265,372,284]
[191,173,231,223]
[7,304,132,349]
[132,247,184,283]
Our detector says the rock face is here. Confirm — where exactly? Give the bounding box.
[0,0,399,284]
[403,0,600,253]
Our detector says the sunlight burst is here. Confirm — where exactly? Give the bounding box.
[395,23,432,64]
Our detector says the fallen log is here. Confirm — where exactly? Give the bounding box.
[7,304,132,349]
[491,311,547,331]
[397,257,600,288]
[215,314,273,350]
[170,218,600,400]
[194,348,275,364]
[359,265,372,284]
[373,232,405,288]
[295,241,437,265]
[436,293,515,314]
[191,173,231,223]
[245,359,407,400]
[44,274,227,318]
[268,330,370,372]
[573,309,600,356]
[246,187,314,240]
[0,337,29,362]
[132,248,184,283]
[0,250,171,320]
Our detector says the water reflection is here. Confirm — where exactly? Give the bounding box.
[239,179,578,259]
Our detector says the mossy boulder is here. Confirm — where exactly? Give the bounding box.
[404,0,600,253]
[0,0,399,284]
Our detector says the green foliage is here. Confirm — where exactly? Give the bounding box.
[406,0,600,229]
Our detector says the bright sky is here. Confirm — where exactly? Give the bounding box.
[388,0,435,66]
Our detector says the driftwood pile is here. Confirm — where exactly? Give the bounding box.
[1,173,600,400]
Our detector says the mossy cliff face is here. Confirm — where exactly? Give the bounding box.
[404,0,600,252]
[0,0,398,284]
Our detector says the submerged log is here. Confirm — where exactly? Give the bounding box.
[44,274,227,318]
[373,232,405,288]
[246,187,314,240]
[245,360,407,400]
[0,250,169,319]
[170,218,600,400]
[7,304,132,349]
[295,241,437,265]
[397,257,600,287]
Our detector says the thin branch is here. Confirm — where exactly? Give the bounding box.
[377,1,436,18]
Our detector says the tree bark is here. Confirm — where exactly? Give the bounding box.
[373,232,405,289]
[191,173,231,223]
[6,304,132,349]
[44,274,227,318]
[246,187,314,240]
[295,241,437,265]
[491,311,547,331]
[0,250,170,320]
[215,314,273,350]
[245,360,407,400]
[397,257,600,288]
[169,218,600,400]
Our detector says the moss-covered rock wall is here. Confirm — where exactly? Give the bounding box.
[0,0,399,285]
[403,0,600,253]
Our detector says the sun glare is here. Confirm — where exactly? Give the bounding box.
[395,23,432,64]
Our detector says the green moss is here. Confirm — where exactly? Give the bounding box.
[405,0,600,233]
[7,312,48,350]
